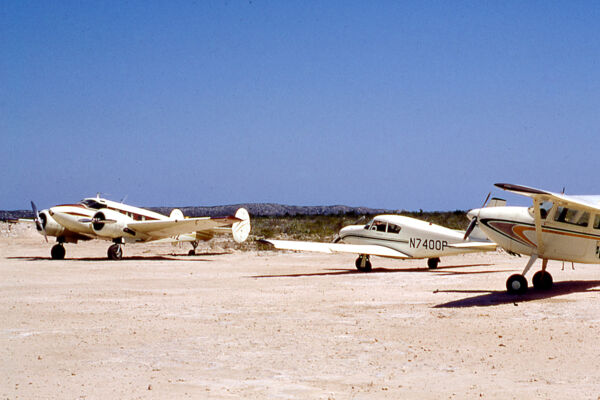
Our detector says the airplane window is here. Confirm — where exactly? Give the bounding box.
[594,215,600,230]
[373,221,387,232]
[529,201,553,219]
[81,199,104,209]
[364,219,375,230]
[388,224,401,234]
[554,207,590,226]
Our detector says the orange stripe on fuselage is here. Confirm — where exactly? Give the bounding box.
[513,225,600,247]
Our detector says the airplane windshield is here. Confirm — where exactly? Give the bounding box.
[80,199,104,209]
[528,201,553,219]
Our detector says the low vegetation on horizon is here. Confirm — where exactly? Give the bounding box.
[248,210,468,244]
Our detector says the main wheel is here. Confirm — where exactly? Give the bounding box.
[355,256,372,272]
[427,258,440,269]
[107,244,123,260]
[506,274,528,294]
[532,270,553,290]
[51,244,65,260]
[188,249,195,256]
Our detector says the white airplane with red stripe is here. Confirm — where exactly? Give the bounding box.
[465,183,600,294]
[262,213,497,271]
[27,196,251,260]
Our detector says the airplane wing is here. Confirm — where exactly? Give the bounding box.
[495,183,600,213]
[127,216,241,239]
[260,239,411,258]
[447,242,497,250]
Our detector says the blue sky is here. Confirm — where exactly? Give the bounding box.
[2,1,600,211]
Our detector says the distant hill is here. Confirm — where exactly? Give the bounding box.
[1,203,401,220]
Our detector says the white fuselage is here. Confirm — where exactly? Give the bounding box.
[472,206,600,264]
[338,215,487,259]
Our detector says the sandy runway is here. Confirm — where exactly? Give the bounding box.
[2,224,600,399]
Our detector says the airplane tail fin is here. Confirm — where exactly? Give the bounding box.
[485,198,506,208]
[232,208,251,243]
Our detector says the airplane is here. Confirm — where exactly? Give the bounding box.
[261,211,497,272]
[465,183,600,294]
[25,196,251,260]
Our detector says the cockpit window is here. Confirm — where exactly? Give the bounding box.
[529,201,553,219]
[374,221,387,232]
[554,206,590,227]
[388,224,401,234]
[364,219,374,230]
[81,199,104,209]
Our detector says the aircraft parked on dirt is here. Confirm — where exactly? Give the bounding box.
[262,213,496,271]
[465,183,600,294]
[25,196,251,260]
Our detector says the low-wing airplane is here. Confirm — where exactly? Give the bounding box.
[465,183,600,294]
[25,196,251,260]
[261,213,497,272]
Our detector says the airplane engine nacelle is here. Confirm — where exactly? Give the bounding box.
[39,211,65,237]
[91,209,134,239]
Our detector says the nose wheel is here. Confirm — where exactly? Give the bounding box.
[51,244,65,260]
[107,244,123,260]
[427,257,440,269]
[355,255,372,272]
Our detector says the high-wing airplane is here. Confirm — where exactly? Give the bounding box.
[465,183,600,294]
[261,213,496,271]
[25,196,251,260]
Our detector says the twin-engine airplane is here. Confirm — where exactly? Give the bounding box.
[466,183,600,294]
[27,196,251,260]
[262,212,497,271]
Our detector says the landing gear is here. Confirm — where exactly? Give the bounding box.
[506,274,528,294]
[506,255,553,294]
[51,244,65,260]
[188,241,199,256]
[427,257,440,269]
[532,270,553,290]
[355,254,372,272]
[107,243,123,260]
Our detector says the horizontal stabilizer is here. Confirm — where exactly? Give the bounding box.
[447,242,497,250]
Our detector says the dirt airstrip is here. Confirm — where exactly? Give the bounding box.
[2,223,600,399]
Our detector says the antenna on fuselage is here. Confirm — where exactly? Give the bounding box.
[120,195,128,204]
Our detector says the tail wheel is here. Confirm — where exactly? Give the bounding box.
[506,274,528,294]
[108,244,123,260]
[51,244,65,260]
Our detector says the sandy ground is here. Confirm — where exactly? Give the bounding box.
[2,223,600,399]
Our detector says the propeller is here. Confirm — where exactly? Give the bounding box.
[31,201,48,242]
[463,192,491,240]
[78,217,117,224]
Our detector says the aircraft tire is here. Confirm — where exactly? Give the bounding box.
[532,270,553,290]
[107,244,123,260]
[51,244,65,260]
[188,249,195,256]
[506,274,528,294]
[427,258,440,269]
[355,257,372,272]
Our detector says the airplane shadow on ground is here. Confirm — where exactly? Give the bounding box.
[5,252,229,262]
[434,280,600,308]
[251,263,499,278]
